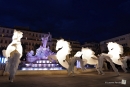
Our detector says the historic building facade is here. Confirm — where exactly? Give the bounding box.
[0,26,81,57]
[69,40,81,56]
[0,27,52,52]
[1,26,130,58]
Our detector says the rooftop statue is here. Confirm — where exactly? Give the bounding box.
[41,32,50,48]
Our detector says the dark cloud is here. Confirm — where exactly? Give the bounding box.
[0,0,130,43]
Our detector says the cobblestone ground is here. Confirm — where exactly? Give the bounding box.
[0,71,129,87]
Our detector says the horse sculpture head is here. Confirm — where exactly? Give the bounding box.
[56,39,64,51]
[107,42,123,55]
[107,42,124,63]
[56,39,71,54]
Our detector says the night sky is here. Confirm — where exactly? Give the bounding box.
[0,0,130,44]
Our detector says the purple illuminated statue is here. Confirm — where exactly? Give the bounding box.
[26,33,55,63]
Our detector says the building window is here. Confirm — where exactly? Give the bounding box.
[7,30,9,33]
[122,43,127,46]
[115,39,119,42]
[120,38,125,40]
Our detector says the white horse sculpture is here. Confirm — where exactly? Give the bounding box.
[48,39,85,75]
[75,48,102,74]
[55,39,72,69]
[2,30,23,76]
[107,42,128,72]
[3,29,23,58]
[98,53,120,75]
[76,47,119,75]
[48,39,71,68]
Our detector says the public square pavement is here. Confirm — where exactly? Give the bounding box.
[0,71,130,87]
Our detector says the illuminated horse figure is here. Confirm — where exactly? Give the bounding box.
[80,48,120,75]
[2,29,23,79]
[3,29,23,58]
[48,39,85,75]
[48,39,71,69]
[55,39,72,69]
[107,42,128,72]
[77,48,102,75]
[98,53,120,75]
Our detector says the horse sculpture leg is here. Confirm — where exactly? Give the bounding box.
[106,58,120,75]
[67,62,72,76]
[97,57,105,75]
[103,62,108,70]
[121,59,127,73]
[97,61,104,75]
[95,64,103,75]
[67,57,76,76]
[121,65,127,73]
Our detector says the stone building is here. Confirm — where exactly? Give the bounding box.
[0,26,52,53]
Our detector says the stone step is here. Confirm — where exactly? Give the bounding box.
[36,60,52,63]
[25,63,60,67]
[21,67,63,70]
